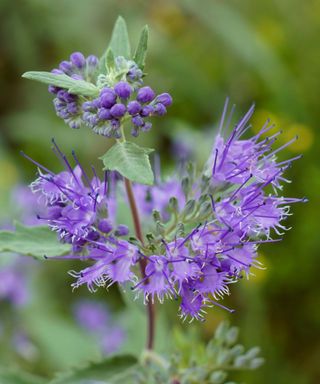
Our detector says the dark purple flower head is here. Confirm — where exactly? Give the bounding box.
[100,88,117,108]
[127,101,141,115]
[137,86,155,103]
[114,81,132,99]
[156,93,173,107]
[70,52,86,68]
[110,103,126,118]
[98,108,112,121]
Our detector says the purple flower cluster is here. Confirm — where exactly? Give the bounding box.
[48,52,172,137]
[49,52,99,129]
[26,103,303,321]
[73,300,126,354]
[27,140,128,251]
[25,142,144,292]
[128,102,303,320]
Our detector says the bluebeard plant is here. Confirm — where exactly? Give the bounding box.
[16,17,304,364]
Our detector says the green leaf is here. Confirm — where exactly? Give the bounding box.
[0,368,45,384]
[0,222,70,259]
[49,355,138,384]
[100,141,154,185]
[22,71,99,97]
[133,25,149,69]
[108,16,131,59]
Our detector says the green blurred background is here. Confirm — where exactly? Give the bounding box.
[0,0,319,383]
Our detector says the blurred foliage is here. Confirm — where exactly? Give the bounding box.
[0,0,319,383]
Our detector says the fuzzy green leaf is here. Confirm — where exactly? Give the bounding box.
[0,222,70,259]
[100,141,154,185]
[22,71,99,97]
[133,25,149,69]
[49,355,138,384]
[109,16,131,59]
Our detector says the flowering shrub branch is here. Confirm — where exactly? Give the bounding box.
[0,15,305,383]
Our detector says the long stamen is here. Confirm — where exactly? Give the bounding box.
[228,174,253,202]
[225,103,236,133]
[20,151,54,175]
[208,298,235,313]
[218,97,229,135]
[212,148,219,176]
[103,171,108,196]
[72,150,93,191]
[234,103,255,139]
[277,154,303,167]
[264,136,298,160]
[51,139,81,187]
[178,224,202,248]
[225,254,251,268]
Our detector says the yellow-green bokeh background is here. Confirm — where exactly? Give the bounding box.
[0,1,319,383]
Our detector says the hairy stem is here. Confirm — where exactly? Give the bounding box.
[124,177,156,350]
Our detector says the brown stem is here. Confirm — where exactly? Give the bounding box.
[124,177,155,350]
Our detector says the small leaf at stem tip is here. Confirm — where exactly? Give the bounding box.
[108,16,131,59]
[22,71,99,97]
[133,25,149,69]
[100,141,154,185]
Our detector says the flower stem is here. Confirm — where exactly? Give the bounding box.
[124,177,156,350]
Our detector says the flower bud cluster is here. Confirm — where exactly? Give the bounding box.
[48,53,172,137]
[82,83,172,138]
[49,52,99,129]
